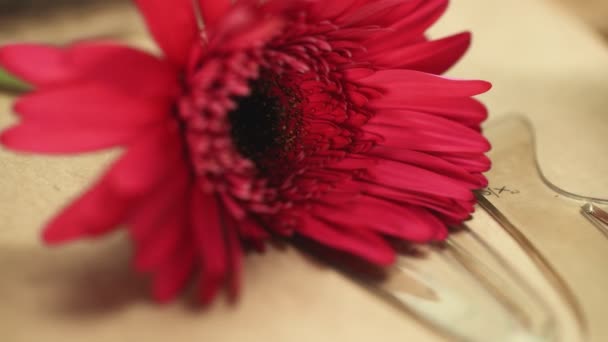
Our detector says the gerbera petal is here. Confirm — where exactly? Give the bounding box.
[361,70,492,98]
[361,0,448,54]
[129,167,190,273]
[365,110,491,153]
[223,214,244,300]
[310,0,363,21]
[367,146,486,187]
[434,152,492,173]
[365,123,490,153]
[135,0,199,67]
[391,0,448,32]
[0,123,136,154]
[336,0,405,27]
[236,217,270,251]
[314,197,444,242]
[0,44,72,86]
[67,42,180,98]
[346,0,422,28]
[42,172,131,244]
[191,186,228,304]
[393,97,488,127]
[128,166,190,241]
[107,129,183,197]
[368,160,475,201]
[41,131,182,243]
[369,32,471,74]
[220,17,284,52]
[134,206,187,273]
[13,83,170,127]
[299,215,395,266]
[197,0,232,29]
[362,184,473,222]
[152,247,195,303]
[207,4,284,53]
[0,43,179,96]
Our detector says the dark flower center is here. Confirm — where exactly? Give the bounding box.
[228,75,302,174]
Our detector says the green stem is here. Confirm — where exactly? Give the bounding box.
[0,68,29,93]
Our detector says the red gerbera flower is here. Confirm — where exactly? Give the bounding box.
[0,0,491,303]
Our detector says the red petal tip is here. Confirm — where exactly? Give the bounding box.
[41,225,77,245]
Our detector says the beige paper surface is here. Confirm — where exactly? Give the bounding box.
[553,0,608,35]
[1,0,607,341]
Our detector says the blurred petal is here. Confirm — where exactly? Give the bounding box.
[191,186,228,304]
[135,0,199,66]
[1,123,136,153]
[152,247,195,303]
[0,43,179,96]
[0,44,73,86]
[14,83,170,126]
[197,0,232,28]
[42,172,131,244]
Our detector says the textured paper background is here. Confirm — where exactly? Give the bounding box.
[0,0,607,341]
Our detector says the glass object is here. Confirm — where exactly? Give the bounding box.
[477,116,608,342]
[343,116,601,341]
[581,203,608,237]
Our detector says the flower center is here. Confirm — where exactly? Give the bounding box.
[228,75,302,175]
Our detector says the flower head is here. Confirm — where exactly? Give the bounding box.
[0,0,491,303]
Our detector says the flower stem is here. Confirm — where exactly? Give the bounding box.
[0,68,29,93]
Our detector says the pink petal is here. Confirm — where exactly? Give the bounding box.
[384,97,488,127]
[129,167,190,273]
[389,0,448,30]
[224,215,244,300]
[197,0,232,28]
[128,165,190,241]
[152,247,195,303]
[41,130,180,243]
[67,42,180,98]
[106,129,183,197]
[314,197,444,242]
[368,146,485,187]
[368,160,475,201]
[361,69,492,97]
[434,152,492,173]
[336,0,404,27]
[220,17,284,51]
[365,123,490,153]
[366,110,491,153]
[361,183,473,222]
[42,174,131,244]
[0,44,73,86]
[13,83,170,127]
[236,217,269,251]
[0,43,179,96]
[391,0,447,32]
[135,0,199,67]
[310,0,362,21]
[363,0,448,53]
[299,215,395,266]
[191,186,228,304]
[369,32,471,74]
[1,122,137,154]
[434,226,449,241]
[134,207,187,273]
